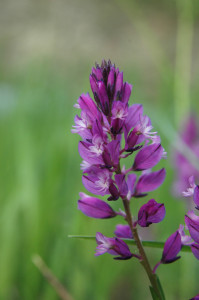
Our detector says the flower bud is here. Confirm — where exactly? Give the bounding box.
[138,199,165,227]
[161,231,182,264]
[78,193,116,219]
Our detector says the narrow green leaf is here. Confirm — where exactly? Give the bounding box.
[155,274,166,300]
[149,286,159,300]
[68,235,191,253]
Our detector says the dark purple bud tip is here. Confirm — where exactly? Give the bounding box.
[161,231,182,264]
[78,193,116,219]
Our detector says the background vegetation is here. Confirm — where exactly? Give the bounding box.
[0,0,199,299]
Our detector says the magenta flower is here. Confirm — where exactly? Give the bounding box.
[82,167,112,196]
[138,199,166,227]
[95,232,133,260]
[78,193,116,219]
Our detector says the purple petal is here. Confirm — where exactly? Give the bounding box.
[103,139,120,168]
[185,211,199,244]
[78,193,116,219]
[194,185,199,208]
[191,243,199,260]
[124,104,143,133]
[91,67,103,81]
[114,72,123,101]
[82,168,111,196]
[135,168,166,195]
[78,93,99,121]
[133,143,163,171]
[98,81,109,115]
[115,174,128,198]
[114,224,133,239]
[126,173,137,200]
[122,82,132,104]
[78,141,103,165]
[161,231,182,263]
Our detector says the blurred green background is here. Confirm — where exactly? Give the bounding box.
[1,0,199,299]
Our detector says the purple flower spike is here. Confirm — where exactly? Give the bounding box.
[135,168,166,196]
[138,199,166,227]
[161,231,182,264]
[95,232,133,260]
[185,210,199,244]
[194,185,199,209]
[114,224,133,239]
[78,193,116,219]
[191,243,199,260]
[133,143,163,171]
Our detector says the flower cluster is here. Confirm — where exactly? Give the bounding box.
[72,60,166,260]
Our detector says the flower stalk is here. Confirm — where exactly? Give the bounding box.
[122,198,164,300]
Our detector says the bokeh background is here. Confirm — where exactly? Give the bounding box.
[1,0,199,299]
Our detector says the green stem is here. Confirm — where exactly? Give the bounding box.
[122,199,164,300]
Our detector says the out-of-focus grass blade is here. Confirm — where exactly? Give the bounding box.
[68,235,192,253]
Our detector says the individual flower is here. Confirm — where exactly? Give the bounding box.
[78,193,117,219]
[161,230,182,264]
[95,232,133,260]
[138,199,166,227]
[82,167,112,196]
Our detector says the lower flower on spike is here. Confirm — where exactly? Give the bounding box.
[95,232,133,260]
